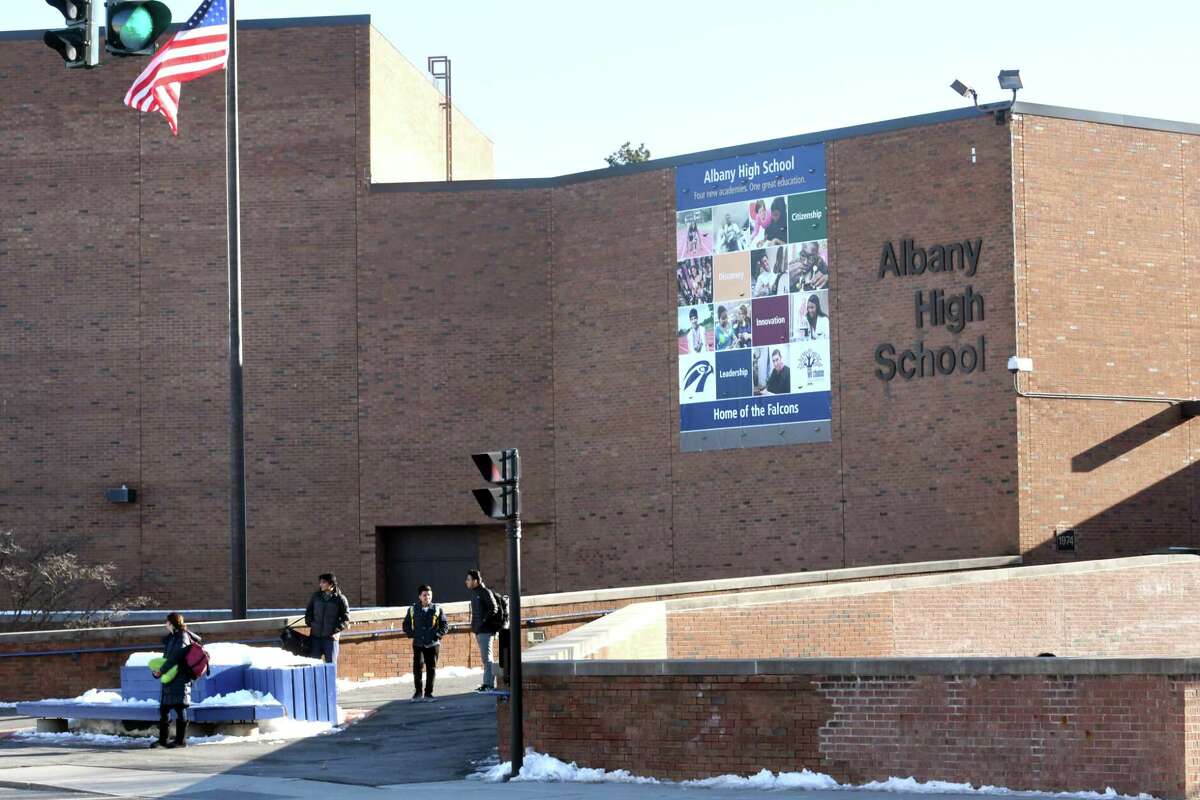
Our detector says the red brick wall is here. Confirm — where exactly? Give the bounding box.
[666,559,1200,658]
[0,24,370,608]
[501,671,1195,798]
[1012,114,1200,562]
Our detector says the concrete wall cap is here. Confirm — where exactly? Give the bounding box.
[523,656,1200,678]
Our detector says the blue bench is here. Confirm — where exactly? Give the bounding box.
[18,660,335,729]
[14,700,286,723]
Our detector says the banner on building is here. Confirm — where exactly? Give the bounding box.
[674,143,833,452]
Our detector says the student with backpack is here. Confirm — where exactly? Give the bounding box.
[401,584,449,700]
[465,569,506,692]
[150,612,206,749]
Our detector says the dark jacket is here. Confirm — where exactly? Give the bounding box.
[469,585,499,634]
[403,602,449,649]
[306,589,351,638]
[159,629,200,706]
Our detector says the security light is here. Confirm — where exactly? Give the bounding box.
[950,79,978,107]
[998,69,1022,100]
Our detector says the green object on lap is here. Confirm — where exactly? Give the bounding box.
[147,656,178,684]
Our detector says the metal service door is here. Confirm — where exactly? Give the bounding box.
[380,527,479,605]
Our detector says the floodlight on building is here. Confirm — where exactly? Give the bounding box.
[998,69,1023,100]
[950,79,978,108]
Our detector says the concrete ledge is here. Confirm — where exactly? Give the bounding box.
[662,553,1197,613]
[0,554,1020,647]
[524,656,1200,678]
[515,554,1022,609]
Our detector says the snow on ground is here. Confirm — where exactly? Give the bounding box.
[125,643,320,669]
[337,666,483,692]
[470,752,1157,799]
[193,690,279,707]
[12,718,340,748]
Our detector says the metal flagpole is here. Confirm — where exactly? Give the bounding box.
[225,0,248,620]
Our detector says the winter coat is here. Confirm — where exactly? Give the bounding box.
[305,590,350,638]
[159,629,200,706]
[403,602,449,649]
[469,585,499,634]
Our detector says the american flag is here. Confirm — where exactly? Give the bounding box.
[123,0,229,136]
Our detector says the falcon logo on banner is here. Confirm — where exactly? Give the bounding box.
[123,0,229,135]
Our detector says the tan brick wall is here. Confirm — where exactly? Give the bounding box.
[1013,114,1199,561]
[666,560,1200,659]
[367,28,493,183]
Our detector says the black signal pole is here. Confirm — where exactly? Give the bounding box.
[225,0,248,620]
[506,449,524,779]
[469,448,524,777]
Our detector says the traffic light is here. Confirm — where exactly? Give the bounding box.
[43,0,100,69]
[105,1,172,57]
[471,450,519,520]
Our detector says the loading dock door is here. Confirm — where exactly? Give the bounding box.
[381,527,479,605]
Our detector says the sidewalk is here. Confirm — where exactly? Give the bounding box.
[0,766,1067,800]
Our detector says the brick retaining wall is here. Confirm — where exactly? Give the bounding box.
[666,557,1200,659]
[500,661,1200,798]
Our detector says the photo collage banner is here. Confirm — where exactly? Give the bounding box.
[674,143,833,451]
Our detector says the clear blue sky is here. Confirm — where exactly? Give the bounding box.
[6,1,1198,178]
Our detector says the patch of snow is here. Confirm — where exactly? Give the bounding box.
[125,643,320,670]
[337,666,482,692]
[686,768,838,790]
[14,719,340,747]
[34,690,156,707]
[470,752,660,785]
[470,751,1157,799]
[193,690,279,707]
[124,652,160,668]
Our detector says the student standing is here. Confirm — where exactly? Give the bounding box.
[151,612,199,749]
[305,573,350,664]
[465,569,499,691]
[402,584,448,700]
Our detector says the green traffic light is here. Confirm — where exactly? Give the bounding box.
[107,1,171,56]
[112,6,153,50]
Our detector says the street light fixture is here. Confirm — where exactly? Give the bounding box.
[950,79,978,108]
[998,69,1023,101]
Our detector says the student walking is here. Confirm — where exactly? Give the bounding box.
[151,612,200,749]
[402,584,449,700]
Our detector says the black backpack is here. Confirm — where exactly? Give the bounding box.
[280,623,311,657]
[487,590,510,630]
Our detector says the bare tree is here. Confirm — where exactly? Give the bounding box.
[0,529,153,631]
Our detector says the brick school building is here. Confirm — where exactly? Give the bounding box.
[0,16,1196,609]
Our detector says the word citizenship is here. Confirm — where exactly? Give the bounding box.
[879,238,982,278]
[791,209,823,223]
[703,156,796,186]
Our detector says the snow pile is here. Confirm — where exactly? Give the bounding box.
[685,768,838,790]
[36,689,156,707]
[856,778,1155,799]
[125,643,320,670]
[194,690,279,707]
[471,752,660,785]
[337,666,482,692]
[471,752,1157,799]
